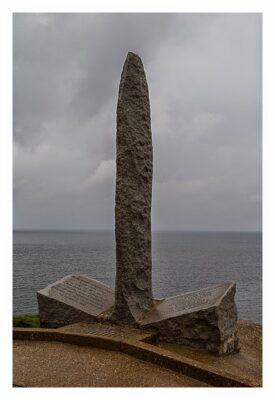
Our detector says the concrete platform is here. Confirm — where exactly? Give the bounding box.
[13,340,208,387]
[13,319,262,387]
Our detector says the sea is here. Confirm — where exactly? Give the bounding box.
[13,230,262,324]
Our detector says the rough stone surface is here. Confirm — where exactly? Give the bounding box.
[37,294,98,328]
[140,282,239,355]
[37,274,114,328]
[112,52,153,323]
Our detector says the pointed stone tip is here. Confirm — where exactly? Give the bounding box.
[126,52,142,64]
[127,51,140,58]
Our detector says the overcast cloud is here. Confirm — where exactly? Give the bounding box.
[13,13,262,231]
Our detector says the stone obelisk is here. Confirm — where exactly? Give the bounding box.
[112,52,153,324]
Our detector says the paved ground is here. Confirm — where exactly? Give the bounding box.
[13,340,208,387]
[13,319,261,387]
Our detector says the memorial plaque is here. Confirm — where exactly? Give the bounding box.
[140,282,233,326]
[38,274,114,316]
[37,274,115,325]
[59,321,153,341]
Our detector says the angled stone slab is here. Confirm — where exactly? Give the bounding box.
[37,274,114,328]
[140,282,240,355]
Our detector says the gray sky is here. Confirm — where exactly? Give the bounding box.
[13,13,262,231]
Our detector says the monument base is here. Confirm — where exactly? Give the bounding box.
[37,275,239,354]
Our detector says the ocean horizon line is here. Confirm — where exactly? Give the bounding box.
[13,228,262,233]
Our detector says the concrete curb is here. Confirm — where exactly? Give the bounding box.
[13,327,255,387]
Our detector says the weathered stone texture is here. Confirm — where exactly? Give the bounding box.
[112,52,153,323]
[140,282,240,355]
[37,293,98,328]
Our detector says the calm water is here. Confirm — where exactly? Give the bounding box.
[13,230,262,323]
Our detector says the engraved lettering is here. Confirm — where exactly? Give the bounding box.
[48,275,115,316]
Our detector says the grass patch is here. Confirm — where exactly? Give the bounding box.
[13,314,40,328]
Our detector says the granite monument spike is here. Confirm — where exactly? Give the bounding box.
[111,52,153,323]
